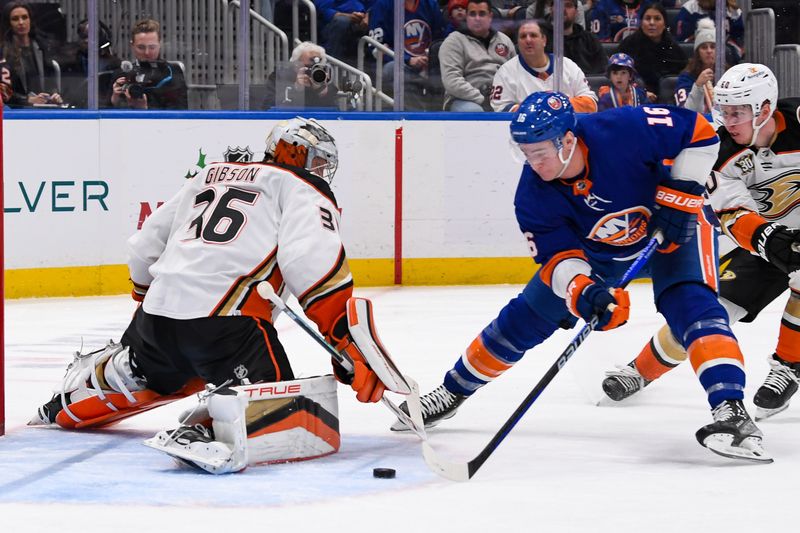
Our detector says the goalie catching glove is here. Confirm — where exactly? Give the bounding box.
[331,337,386,403]
[566,274,630,331]
[752,222,800,274]
[329,297,413,403]
[652,178,706,248]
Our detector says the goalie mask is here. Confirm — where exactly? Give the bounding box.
[265,117,339,183]
[714,63,778,146]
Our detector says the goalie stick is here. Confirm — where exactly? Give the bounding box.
[427,232,663,481]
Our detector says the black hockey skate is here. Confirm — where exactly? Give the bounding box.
[390,384,466,432]
[28,394,67,426]
[753,353,800,421]
[695,399,772,463]
[602,363,650,401]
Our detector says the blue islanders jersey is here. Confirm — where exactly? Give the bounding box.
[515,105,718,275]
[588,0,652,42]
[368,0,445,62]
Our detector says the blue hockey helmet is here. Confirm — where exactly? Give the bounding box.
[509,92,577,145]
[606,53,638,78]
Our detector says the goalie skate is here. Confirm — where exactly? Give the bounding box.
[390,384,466,432]
[144,425,240,474]
[695,400,773,464]
[753,354,800,421]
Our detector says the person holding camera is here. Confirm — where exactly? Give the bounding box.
[263,41,339,110]
[109,18,187,110]
[438,0,515,112]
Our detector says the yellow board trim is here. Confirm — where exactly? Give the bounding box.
[5,258,541,298]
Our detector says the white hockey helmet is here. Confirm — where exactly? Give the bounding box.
[714,63,778,146]
[265,117,338,183]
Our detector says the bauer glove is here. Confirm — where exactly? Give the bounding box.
[752,223,800,274]
[652,178,706,248]
[566,274,630,331]
[331,336,386,403]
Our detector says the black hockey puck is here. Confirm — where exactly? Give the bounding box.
[373,467,396,479]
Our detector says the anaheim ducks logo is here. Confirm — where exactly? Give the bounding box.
[750,171,800,220]
[588,207,651,246]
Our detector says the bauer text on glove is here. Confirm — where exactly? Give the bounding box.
[652,178,705,247]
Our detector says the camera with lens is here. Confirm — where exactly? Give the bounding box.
[120,59,173,99]
[303,56,331,89]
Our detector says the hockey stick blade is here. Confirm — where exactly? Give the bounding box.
[440,234,662,481]
[401,378,474,480]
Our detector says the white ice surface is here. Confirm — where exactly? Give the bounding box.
[1,284,795,532]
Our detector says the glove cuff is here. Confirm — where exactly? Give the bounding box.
[655,184,704,213]
[565,274,593,318]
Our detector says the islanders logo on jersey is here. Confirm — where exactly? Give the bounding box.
[588,206,651,246]
[494,43,510,58]
[404,19,433,56]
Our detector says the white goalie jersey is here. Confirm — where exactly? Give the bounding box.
[709,99,800,248]
[127,161,353,333]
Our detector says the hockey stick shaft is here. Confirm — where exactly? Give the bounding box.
[446,233,662,481]
[255,283,428,439]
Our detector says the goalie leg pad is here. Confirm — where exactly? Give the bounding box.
[145,376,341,472]
[34,341,203,429]
[240,375,341,465]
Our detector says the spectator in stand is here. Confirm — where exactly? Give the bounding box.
[439,0,516,111]
[263,41,340,110]
[316,0,370,66]
[444,0,468,36]
[0,1,62,107]
[109,18,188,110]
[618,2,686,95]
[674,18,728,113]
[588,0,653,42]
[526,0,589,29]
[597,52,652,110]
[56,19,121,108]
[490,19,597,112]
[368,0,446,110]
[490,1,530,21]
[538,0,607,75]
[675,0,743,62]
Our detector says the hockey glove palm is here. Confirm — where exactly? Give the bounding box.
[652,179,706,247]
[566,274,630,331]
[753,223,800,274]
[331,337,386,403]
